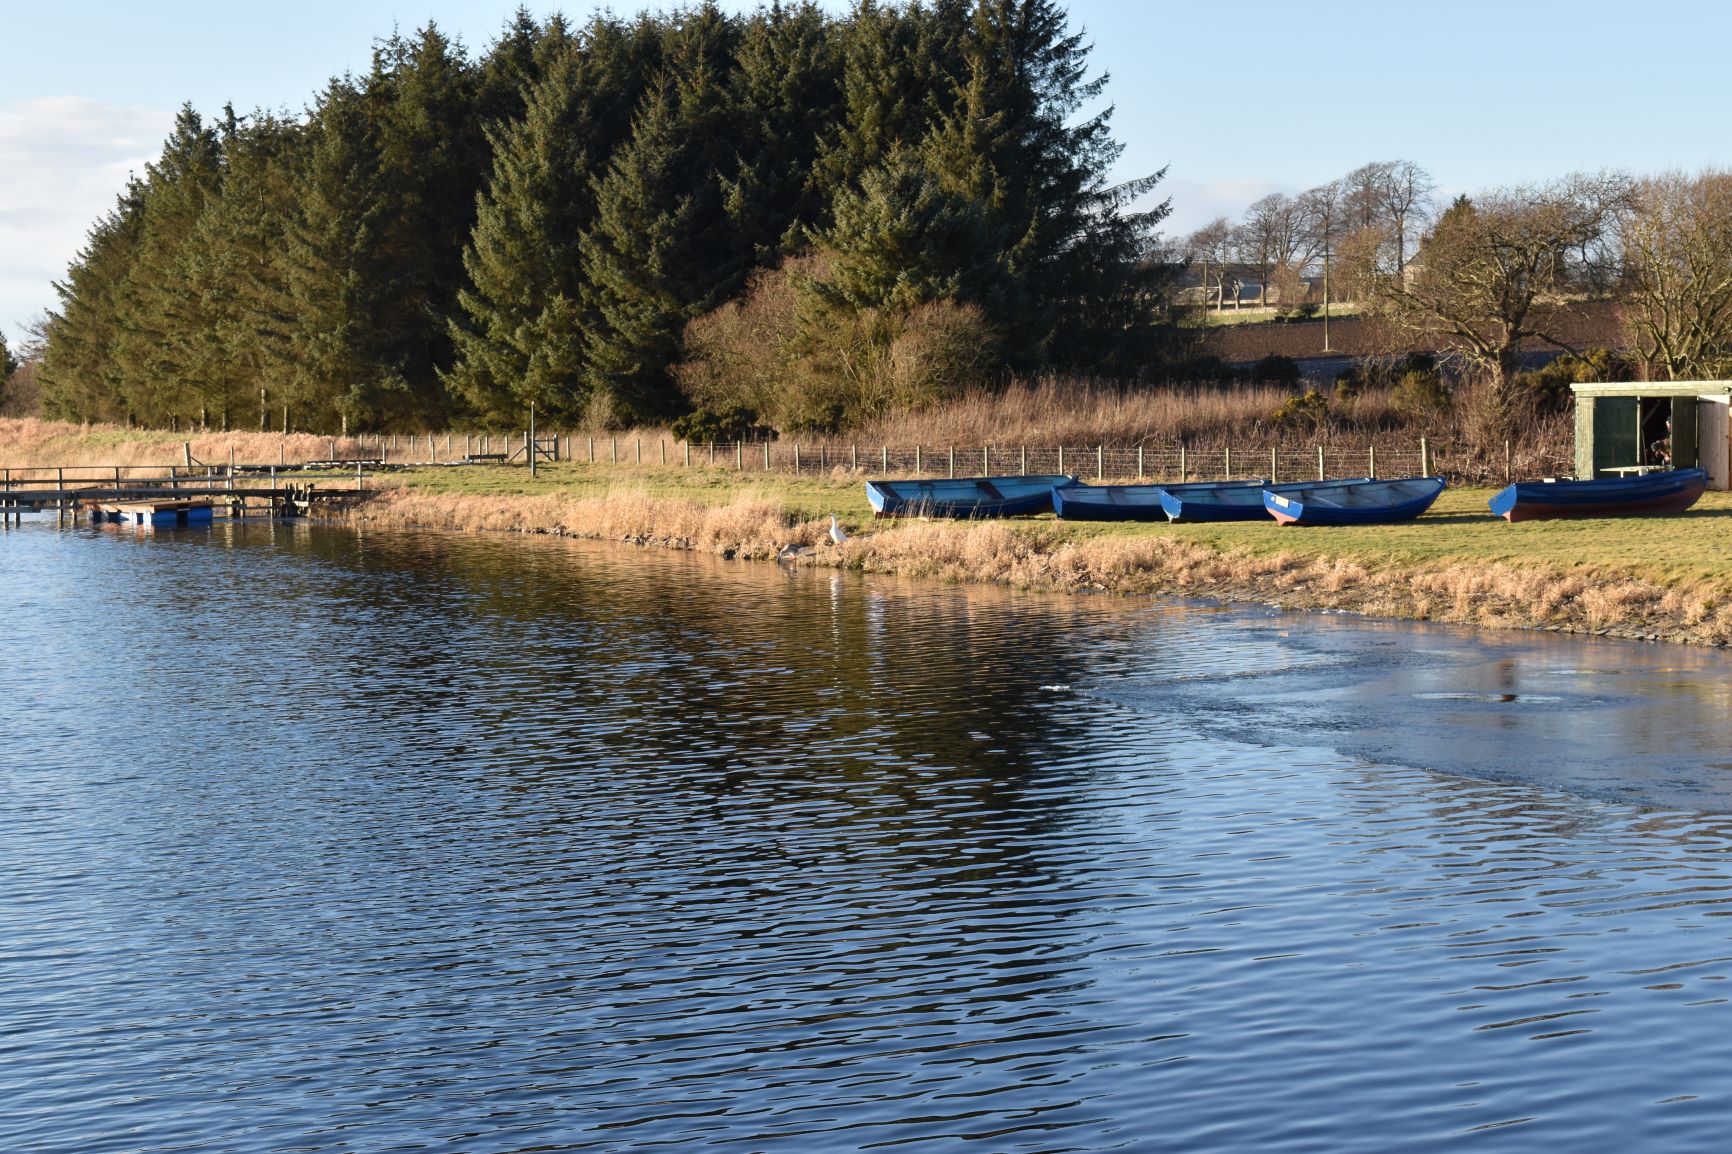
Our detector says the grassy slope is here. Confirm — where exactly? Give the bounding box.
[389,462,1732,591]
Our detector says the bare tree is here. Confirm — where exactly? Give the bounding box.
[1236,193,1317,308]
[1187,217,1234,313]
[1619,170,1732,379]
[1299,180,1343,344]
[1380,160,1435,274]
[1374,173,1632,415]
[1342,161,1393,233]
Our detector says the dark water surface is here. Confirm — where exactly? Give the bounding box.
[5,519,1732,1152]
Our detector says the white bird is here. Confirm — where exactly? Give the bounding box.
[829,514,848,545]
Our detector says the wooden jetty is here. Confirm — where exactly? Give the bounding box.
[0,462,371,526]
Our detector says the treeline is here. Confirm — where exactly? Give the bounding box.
[37,0,1169,434]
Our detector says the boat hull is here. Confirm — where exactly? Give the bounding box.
[1162,479,1366,523]
[1488,469,1707,522]
[865,475,1078,518]
[1054,480,1261,522]
[1264,477,1446,526]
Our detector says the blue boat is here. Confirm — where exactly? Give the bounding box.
[1263,476,1446,525]
[865,474,1079,518]
[1161,478,1368,523]
[1488,468,1707,521]
[1054,480,1264,522]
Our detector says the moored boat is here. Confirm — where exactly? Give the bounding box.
[1161,478,1367,523]
[1053,480,1263,522]
[1263,476,1446,526]
[864,474,1079,518]
[1488,468,1707,522]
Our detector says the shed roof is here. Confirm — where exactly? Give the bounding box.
[1570,380,1732,398]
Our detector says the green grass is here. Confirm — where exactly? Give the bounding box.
[383,462,1732,590]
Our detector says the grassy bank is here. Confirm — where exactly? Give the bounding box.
[8,417,1728,647]
[363,460,1732,648]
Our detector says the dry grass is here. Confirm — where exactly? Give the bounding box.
[0,417,371,473]
[343,482,1732,648]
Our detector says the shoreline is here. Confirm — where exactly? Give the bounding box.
[337,484,1732,650]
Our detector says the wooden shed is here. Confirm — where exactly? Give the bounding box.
[1571,381,1732,490]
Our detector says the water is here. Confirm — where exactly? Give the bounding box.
[5,518,1732,1151]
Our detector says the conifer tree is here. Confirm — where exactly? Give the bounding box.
[580,6,748,422]
[112,105,225,425]
[38,179,148,422]
[723,2,842,257]
[448,12,666,425]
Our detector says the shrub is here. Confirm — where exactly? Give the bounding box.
[1251,354,1302,386]
[670,405,769,443]
[1513,347,1636,415]
[1272,388,1330,433]
[1392,368,1450,418]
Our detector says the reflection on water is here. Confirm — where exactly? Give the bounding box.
[5,519,1732,1152]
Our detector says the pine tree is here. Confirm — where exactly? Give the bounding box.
[723,2,842,257]
[920,0,1167,367]
[112,105,225,425]
[448,12,666,425]
[37,179,148,422]
[580,6,748,422]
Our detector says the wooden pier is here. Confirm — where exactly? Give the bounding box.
[0,463,371,526]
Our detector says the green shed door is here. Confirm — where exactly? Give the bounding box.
[1592,396,1638,475]
[1672,396,1699,469]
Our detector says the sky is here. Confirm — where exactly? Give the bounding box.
[4,0,1731,347]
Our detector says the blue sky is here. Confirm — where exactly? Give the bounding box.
[4,0,1730,346]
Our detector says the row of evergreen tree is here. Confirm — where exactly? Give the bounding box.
[38,1,1168,432]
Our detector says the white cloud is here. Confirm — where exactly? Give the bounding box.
[0,97,172,346]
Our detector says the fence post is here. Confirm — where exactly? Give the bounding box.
[635,438,641,464]
[882,446,888,472]
[948,446,955,478]
[1180,443,1186,482]
[1271,446,1279,485]
[1020,445,1027,475]
[1058,445,1065,474]
[1224,446,1231,480]
[660,440,666,465]
[1318,444,1326,481]
[1504,439,1512,483]
[795,443,801,472]
[821,445,828,470]
[684,440,690,467]
[852,445,858,471]
[1420,435,1431,477]
[764,441,771,471]
[983,446,990,475]
[737,441,744,470]
[589,437,595,463]
[1097,444,1104,480]
[1137,444,1144,479]
[1369,444,1376,479]
[915,445,922,473]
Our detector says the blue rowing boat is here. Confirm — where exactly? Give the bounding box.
[1053,480,1264,522]
[1488,468,1707,521]
[1160,478,1368,522]
[865,474,1079,517]
[1263,476,1446,525]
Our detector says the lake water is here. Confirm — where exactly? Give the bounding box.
[5,517,1732,1152]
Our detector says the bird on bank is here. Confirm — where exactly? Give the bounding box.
[829,514,848,545]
